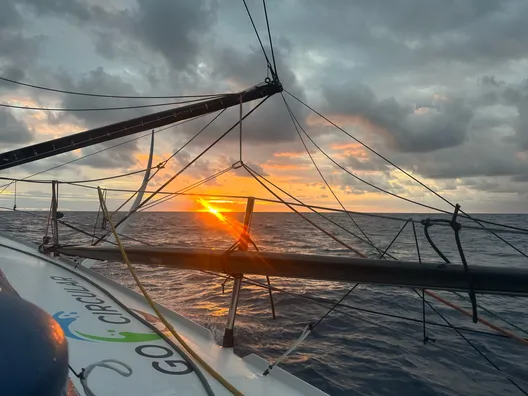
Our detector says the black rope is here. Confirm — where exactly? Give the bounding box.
[138,167,233,212]
[378,219,410,259]
[284,89,528,240]
[12,181,16,211]
[283,89,528,234]
[452,292,528,337]
[94,96,270,242]
[422,219,451,264]
[294,117,453,215]
[262,0,278,79]
[281,93,381,255]
[201,270,521,341]
[412,222,432,344]
[0,113,209,194]
[59,219,156,247]
[422,208,479,323]
[68,364,83,379]
[415,289,528,396]
[312,284,359,330]
[243,163,374,257]
[450,205,478,323]
[241,0,275,79]
[244,163,366,257]
[0,96,221,112]
[92,196,102,244]
[0,75,221,99]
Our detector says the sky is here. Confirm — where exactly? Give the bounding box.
[0,0,528,213]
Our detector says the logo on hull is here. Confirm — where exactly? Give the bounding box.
[53,309,167,343]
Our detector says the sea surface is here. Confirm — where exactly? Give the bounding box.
[2,211,528,395]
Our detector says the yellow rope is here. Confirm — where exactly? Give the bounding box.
[96,187,244,396]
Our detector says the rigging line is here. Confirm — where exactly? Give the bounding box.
[284,88,455,206]
[96,187,242,396]
[281,93,380,253]
[262,0,278,79]
[412,221,430,344]
[109,168,162,219]
[0,113,209,193]
[92,195,102,244]
[201,272,528,385]
[244,163,366,257]
[65,108,227,215]
[103,108,229,216]
[263,283,359,376]
[241,162,382,257]
[161,108,228,165]
[138,167,233,212]
[283,90,528,235]
[100,96,271,240]
[241,0,274,76]
[253,198,528,236]
[0,75,222,99]
[134,98,268,212]
[452,292,528,337]
[451,205,478,322]
[297,124,454,215]
[64,109,226,188]
[416,290,528,396]
[422,289,528,347]
[0,206,49,219]
[378,218,410,259]
[470,217,528,259]
[0,96,224,112]
[201,271,525,341]
[108,155,168,218]
[58,219,156,247]
[312,284,359,330]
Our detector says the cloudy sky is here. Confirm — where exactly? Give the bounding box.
[1,0,527,213]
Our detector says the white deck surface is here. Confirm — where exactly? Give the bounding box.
[0,233,328,396]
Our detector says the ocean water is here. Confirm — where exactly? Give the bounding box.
[1,210,528,395]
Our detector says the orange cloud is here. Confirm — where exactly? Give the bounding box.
[274,151,304,158]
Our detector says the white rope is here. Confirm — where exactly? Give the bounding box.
[80,359,133,396]
[263,324,312,376]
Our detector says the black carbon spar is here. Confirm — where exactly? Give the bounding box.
[0,81,282,171]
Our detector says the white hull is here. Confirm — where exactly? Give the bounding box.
[0,232,327,396]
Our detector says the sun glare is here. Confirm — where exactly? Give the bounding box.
[196,198,227,222]
[196,198,247,239]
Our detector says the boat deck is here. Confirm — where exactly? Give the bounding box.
[0,233,327,396]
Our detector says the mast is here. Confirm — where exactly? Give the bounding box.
[0,81,282,171]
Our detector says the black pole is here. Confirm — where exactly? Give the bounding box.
[0,82,282,171]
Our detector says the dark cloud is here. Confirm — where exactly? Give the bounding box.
[0,109,33,144]
[206,45,309,144]
[50,67,163,168]
[132,0,216,70]
[0,66,26,90]
[0,2,41,82]
[18,0,105,21]
[475,77,528,149]
[0,2,24,31]
[19,0,216,72]
[55,67,151,128]
[322,82,473,153]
